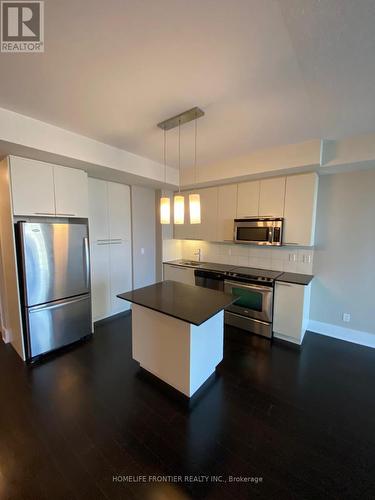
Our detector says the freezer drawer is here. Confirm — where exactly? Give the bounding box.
[26,294,91,358]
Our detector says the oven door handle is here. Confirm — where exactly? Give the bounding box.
[224,280,273,293]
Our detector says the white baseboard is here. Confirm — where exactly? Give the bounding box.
[308,320,375,349]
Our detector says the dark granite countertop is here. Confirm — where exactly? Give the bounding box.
[164,260,235,272]
[117,281,236,326]
[276,273,313,286]
[164,260,314,285]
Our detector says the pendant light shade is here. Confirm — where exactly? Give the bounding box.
[189,193,201,224]
[174,195,184,224]
[160,196,170,224]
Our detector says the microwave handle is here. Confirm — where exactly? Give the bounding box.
[268,227,274,243]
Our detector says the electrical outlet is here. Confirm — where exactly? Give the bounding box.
[342,313,351,323]
[302,254,312,264]
[141,247,145,255]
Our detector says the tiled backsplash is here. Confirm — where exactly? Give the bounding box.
[179,240,314,274]
[163,239,182,262]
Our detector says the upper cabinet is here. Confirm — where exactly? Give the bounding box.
[10,157,56,216]
[174,191,198,240]
[236,177,286,218]
[259,177,286,217]
[173,173,318,246]
[217,184,237,241]
[174,188,218,241]
[283,173,318,246]
[195,187,218,241]
[9,156,88,218]
[54,166,88,218]
[236,181,259,218]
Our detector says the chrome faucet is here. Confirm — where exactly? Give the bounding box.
[193,248,201,262]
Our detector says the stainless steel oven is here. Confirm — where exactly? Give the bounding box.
[233,217,283,245]
[224,279,274,338]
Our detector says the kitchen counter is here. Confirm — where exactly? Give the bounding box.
[164,260,314,285]
[117,281,235,398]
[276,273,314,286]
[164,259,235,272]
[117,280,235,326]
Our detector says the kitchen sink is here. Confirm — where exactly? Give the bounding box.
[180,260,201,267]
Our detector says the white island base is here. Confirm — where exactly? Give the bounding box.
[132,304,224,397]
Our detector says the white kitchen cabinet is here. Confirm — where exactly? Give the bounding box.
[283,173,319,246]
[89,178,132,321]
[87,177,108,240]
[9,156,88,218]
[174,191,198,240]
[217,184,237,242]
[236,180,260,218]
[108,181,131,240]
[54,166,88,218]
[174,188,218,241]
[195,187,218,241]
[109,241,132,314]
[163,264,195,285]
[259,177,286,217]
[90,242,111,321]
[273,282,311,345]
[10,157,55,216]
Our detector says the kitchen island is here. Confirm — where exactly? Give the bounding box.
[117,281,235,397]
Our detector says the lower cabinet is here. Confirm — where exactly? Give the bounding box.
[273,282,311,345]
[163,264,195,286]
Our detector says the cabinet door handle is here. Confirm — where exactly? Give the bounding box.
[34,212,55,216]
[284,243,300,246]
[276,282,293,287]
[56,213,75,217]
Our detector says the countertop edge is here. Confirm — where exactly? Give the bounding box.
[118,297,228,327]
[275,273,314,286]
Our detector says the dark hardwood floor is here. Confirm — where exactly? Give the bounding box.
[1,314,375,500]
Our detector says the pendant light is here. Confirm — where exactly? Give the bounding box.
[174,119,185,224]
[189,116,201,224]
[157,107,205,226]
[160,128,170,224]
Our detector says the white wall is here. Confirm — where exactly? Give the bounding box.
[310,169,375,335]
[131,186,157,288]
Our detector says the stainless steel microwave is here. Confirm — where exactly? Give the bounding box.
[233,217,283,245]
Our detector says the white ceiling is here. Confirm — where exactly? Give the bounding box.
[1,0,375,171]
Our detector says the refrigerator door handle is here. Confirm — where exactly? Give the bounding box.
[83,237,90,289]
[29,294,89,313]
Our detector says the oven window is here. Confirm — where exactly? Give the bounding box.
[236,227,269,242]
[231,287,263,311]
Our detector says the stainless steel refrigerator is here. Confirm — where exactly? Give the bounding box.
[17,221,91,360]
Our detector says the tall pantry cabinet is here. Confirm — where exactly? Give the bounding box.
[88,178,132,321]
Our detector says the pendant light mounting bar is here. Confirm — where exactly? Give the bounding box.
[157,106,204,131]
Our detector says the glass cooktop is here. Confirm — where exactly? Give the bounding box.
[226,266,283,282]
